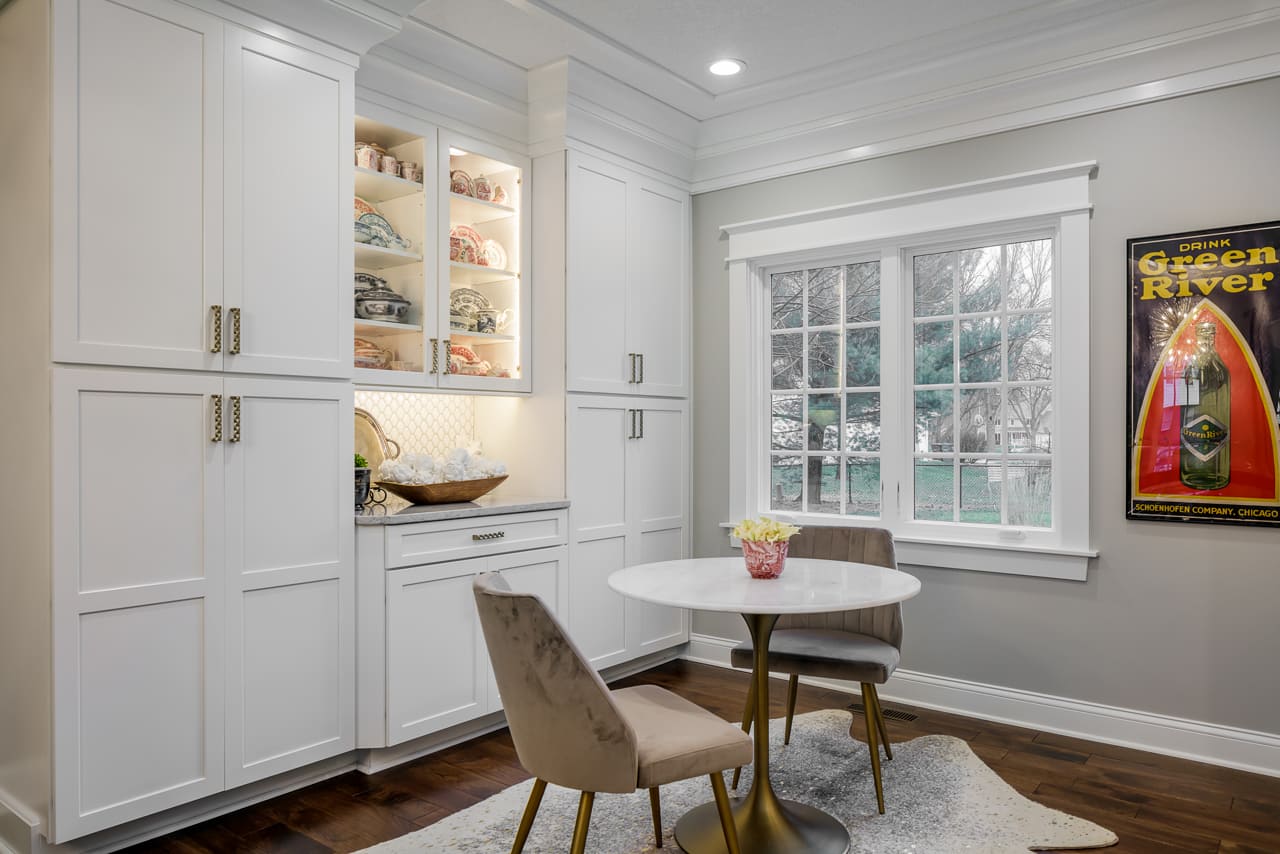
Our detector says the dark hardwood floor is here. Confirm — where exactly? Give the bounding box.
[127,660,1280,853]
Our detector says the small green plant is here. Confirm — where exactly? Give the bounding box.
[354,453,369,469]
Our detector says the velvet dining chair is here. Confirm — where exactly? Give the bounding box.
[728,525,903,814]
[473,571,751,854]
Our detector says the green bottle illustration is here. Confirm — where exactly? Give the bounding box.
[1180,322,1230,489]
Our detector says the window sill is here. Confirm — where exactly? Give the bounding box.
[718,523,1095,581]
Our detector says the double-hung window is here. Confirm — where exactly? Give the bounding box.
[727,164,1095,579]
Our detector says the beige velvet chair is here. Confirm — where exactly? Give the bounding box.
[729,526,902,814]
[473,572,751,854]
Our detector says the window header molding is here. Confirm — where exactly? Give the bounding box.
[722,161,1097,264]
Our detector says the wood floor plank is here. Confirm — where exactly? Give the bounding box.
[118,660,1280,853]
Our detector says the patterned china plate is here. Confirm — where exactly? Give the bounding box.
[354,196,377,219]
[449,287,492,318]
[480,239,507,269]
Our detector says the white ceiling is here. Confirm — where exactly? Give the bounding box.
[404,0,1158,117]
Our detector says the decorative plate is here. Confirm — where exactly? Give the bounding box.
[354,196,377,219]
[473,174,492,201]
[449,287,492,318]
[451,224,485,247]
[354,221,380,245]
[480,239,507,269]
[450,170,474,197]
[359,212,397,244]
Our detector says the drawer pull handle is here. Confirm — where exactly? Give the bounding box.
[229,307,242,355]
[472,531,506,541]
[210,305,222,353]
[211,395,223,442]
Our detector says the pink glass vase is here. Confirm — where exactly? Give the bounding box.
[742,539,789,579]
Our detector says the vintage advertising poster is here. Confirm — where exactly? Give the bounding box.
[1128,220,1280,526]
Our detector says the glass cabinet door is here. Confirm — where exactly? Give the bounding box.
[438,131,531,393]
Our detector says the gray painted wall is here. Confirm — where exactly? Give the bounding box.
[690,77,1280,735]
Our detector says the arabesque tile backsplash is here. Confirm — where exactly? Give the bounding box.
[354,391,475,458]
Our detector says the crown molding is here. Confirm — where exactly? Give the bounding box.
[690,10,1280,192]
[353,2,1280,193]
[212,0,419,60]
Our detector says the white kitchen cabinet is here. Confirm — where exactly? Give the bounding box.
[566,153,689,398]
[357,510,569,749]
[350,114,532,392]
[223,379,355,786]
[566,396,689,669]
[223,31,353,378]
[51,0,353,378]
[51,369,354,839]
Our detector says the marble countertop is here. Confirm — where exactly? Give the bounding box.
[608,557,920,614]
[355,494,569,526]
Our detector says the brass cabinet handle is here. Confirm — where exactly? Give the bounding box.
[471,531,506,541]
[629,353,636,383]
[638,353,644,384]
[210,305,222,353]
[230,396,241,442]
[430,338,439,374]
[211,395,223,442]
[443,338,451,374]
[638,408,644,439]
[628,409,637,439]
[229,307,241,355]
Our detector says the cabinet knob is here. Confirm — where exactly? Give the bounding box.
[471,531,506,541]
[210,306,223,353]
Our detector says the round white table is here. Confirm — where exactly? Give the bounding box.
[609,556,921,854]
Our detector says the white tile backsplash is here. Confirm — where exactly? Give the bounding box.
[354,391,475,458]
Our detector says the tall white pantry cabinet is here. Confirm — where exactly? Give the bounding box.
[564,151,693,664]
[2,0,356,844]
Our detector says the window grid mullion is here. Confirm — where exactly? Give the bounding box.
[1000,244,1010,526]
[951,250,961,523]
[839,265,848,516]
[801,271,809,515]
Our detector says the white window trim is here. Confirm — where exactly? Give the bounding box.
[724,162,1097,581]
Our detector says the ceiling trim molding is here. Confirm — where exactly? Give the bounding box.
[690,17,1280,193]
[211,0,420,61]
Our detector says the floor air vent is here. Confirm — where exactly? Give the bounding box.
[848,702,918,722]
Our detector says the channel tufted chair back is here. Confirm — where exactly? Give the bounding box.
[774,525,902,649]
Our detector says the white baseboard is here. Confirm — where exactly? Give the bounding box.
[685,633,1280,779]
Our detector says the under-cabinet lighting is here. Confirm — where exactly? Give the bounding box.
[709,58,745,76]
[449,147,469,157]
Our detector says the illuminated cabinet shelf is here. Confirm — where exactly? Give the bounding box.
[351,112,531,393]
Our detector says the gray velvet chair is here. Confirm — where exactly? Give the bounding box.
[473,572,751,854]
[729,526,902,814]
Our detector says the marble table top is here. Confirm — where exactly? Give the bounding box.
[608,556,921,614]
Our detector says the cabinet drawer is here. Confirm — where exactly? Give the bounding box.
[385,510,567,569]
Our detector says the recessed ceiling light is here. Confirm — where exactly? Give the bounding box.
[449,147,469,157]
[709,58,745,77]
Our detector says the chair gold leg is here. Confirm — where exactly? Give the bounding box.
[569,791,595,854]
[861,683,885,814]
[510,778,547,854]
[868,684,893,760]
[709,772,742,854]
[784,674,799,745]
[648,786,663,848]
[731,672,756,790]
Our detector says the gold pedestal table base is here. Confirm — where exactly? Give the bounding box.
[674,613,850,854]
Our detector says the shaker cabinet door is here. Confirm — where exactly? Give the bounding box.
[223,30,352,379]
[386,559,490,743]
[626,401,690,654]
[566,155,631,394]
[223,378,354,785]
[51,369,226,842]
[626,181,689,398]
[52,0,224,371]
[567,399,632,668]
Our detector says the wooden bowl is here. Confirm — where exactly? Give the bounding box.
[376,475,507,505]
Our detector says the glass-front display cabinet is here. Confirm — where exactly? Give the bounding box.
[351,113,530,393]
